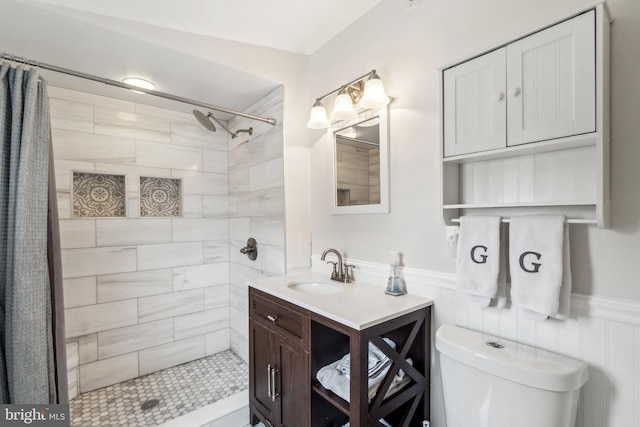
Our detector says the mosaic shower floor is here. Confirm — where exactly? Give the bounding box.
[70,350,248,427]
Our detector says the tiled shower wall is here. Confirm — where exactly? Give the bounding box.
[50,86,232,393]
[228,87,286,362]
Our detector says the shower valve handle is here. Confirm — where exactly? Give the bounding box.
[240,238,258,261]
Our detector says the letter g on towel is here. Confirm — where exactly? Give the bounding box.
[470,245,488,264]
[519,251,542,273]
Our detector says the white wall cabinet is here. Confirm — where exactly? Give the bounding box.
[444,10,596,157]
[440,4,610,227]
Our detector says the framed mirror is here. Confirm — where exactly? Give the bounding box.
[330,106,389,214]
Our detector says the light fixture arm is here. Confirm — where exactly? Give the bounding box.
[313,69,376,103]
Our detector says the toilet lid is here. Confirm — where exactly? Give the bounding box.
[436,324,588,392]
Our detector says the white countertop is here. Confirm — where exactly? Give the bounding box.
[250,271,433,330]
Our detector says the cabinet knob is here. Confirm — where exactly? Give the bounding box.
[508,87,521,97]
[493,92,505,102]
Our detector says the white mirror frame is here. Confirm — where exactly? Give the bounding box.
[330,106,389,214]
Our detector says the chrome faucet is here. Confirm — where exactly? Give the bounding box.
[320,248,351,283]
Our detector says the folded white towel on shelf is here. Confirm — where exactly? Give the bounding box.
[336,338,396,379]
[509,215,571,319]
[367,358,413,401]
[456,216,503,307]
[316,354,411,404]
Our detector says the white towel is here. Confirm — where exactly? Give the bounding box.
[456,216,502,307]
[316,357,412,404]
[336,338,395,378]
[468,227,508,308]
[509,215,571,319]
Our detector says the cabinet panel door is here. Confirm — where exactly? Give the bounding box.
[507,10,595,146]
[249,320,277,423]
[444,48,507,157]
[277,339,309,427]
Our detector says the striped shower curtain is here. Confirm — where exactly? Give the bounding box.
[0,62,67,404]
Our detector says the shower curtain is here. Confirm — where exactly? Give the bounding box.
[0,62,67,404]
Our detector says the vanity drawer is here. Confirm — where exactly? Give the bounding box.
[250,289,306,342]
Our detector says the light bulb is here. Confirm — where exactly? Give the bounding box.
[122,77,156,92]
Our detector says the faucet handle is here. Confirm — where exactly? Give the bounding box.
[344,264,356,283]
[326,261,338,276]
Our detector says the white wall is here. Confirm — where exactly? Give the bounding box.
[308,0,640,302]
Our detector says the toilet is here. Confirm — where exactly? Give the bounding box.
[435,324,588,427]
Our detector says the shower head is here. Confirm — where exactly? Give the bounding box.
[192,109,217,132]
[193,109,253,140]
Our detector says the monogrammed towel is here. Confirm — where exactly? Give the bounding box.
[509,215,571,319]
[456,216,502,306]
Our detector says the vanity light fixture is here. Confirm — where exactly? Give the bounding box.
[122,77,157,93]
[307,69,390,129]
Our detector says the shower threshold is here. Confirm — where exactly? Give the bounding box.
[70,350,248,427]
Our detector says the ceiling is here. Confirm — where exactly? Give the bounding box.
[22,0,387,55]
[0,0,387,120]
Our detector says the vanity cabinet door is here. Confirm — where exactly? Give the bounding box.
[507,10,595,146]
[249,320,278,425]
[249,288,310,427]
[443,48,507,157]
[277,338,309,427]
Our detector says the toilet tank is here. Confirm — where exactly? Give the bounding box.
[435,324,588,427]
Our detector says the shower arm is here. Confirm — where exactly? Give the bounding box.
[208,113,249,139]
[1,52,277,126]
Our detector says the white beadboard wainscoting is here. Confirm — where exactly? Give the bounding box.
[311,255,640,427]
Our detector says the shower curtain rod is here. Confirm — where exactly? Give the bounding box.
[1,53,277,126]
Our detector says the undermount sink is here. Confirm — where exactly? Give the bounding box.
[287,281,343,295]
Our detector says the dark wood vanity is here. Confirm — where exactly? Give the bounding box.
[248,276,432,427]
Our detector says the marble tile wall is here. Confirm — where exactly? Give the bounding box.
[228,87,286,362]
[51,86,232,394]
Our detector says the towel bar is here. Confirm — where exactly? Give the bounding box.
[450,218,596,225]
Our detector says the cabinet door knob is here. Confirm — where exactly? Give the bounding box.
[508,87,521,97]
[267,314,278,323]
[493,92,505,101]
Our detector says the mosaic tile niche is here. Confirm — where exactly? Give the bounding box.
[73,172,126,218]
[140,176,182,217]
